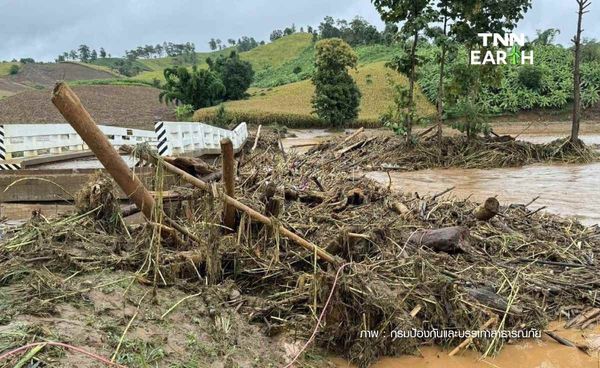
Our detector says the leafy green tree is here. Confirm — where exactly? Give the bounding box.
[270,30,283,42]
[209,38,218,51]
[78,44,91,62]
[372,0,435,143]
[437,0,531,140]
[90,49,98,62]
[69,50,78,60]
[159,66,225,109]
[99,48,107,58]
[532,28,561,45]
[311,38,361,127]
[207,51,254,100]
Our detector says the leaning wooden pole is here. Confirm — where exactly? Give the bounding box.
[220,138,236,231]
[51,82,156,218]
[123,146,340,266]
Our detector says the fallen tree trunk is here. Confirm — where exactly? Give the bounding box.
[410,226,470,253]
[473,197,500,221]
[164,157,215,178]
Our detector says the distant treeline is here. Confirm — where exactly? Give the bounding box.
[268,16,398,46]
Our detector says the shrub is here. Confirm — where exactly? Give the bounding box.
[174,104,194,121]
[9,64,19,75]
[518,65,543,91]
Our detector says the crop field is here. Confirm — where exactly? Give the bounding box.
[197,61,435,123]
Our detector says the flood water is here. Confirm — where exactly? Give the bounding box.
[367,162,600,226]
[282,131,600,226]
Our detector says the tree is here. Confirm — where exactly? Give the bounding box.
[532,28,561,45]
[99,47,107,58]
[311,38,361,127]
[372,0,435,143]
[318,16,342,39]
[270,29,283,42]
[571,0,592,143]
[69,50,78,61]
[209,38,218,51]
[90,49,98,62]
[159,66,225,109]
[237,36,259,52]
[62,52,69,61]
[228,39,236,46]
[208,51,254,100]
[78,44,91,62]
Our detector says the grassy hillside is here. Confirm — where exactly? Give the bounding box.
[0,62,19,76]
[195,61,435,126]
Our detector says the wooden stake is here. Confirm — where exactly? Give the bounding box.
[221,138,236,231]
[124,146,341,266]
[51,82,155,219]
[251,125,262,152]
[448,317,497,357]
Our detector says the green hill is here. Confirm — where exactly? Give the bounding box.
[195,61,435,127]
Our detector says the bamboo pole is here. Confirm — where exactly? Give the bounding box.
[52,82,203,246]
[220,138,236,231]
[448,316,497,357]
[51,82,155,219]
[123,146,341,266]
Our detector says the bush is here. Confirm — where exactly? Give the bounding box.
[9,64,19,75]
[518,65,543,91]
[174,104,194,121]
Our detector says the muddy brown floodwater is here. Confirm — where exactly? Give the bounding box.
[367,161,600,226]
[332,322,600,368]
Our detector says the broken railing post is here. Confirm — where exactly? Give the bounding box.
[220,138,236,231]
[123,146,341,266]
[51,82,155,218]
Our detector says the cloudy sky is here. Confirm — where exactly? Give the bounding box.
[1,0,598,62]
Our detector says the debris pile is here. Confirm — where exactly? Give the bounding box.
[2,128,600,367]
[302,133,598,172]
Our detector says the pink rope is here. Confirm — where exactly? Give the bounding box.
[0,341,126,367]
[282,263,352,368]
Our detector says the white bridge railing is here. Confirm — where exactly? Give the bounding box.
[0,122,249,170]
[155,121,248,156]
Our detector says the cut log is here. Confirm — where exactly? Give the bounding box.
[164,156,215,178]
[284,188,327,204]
[473,197,500,221]
[410,226,470,253]
[389,201,410,215]
[346,188,366,206]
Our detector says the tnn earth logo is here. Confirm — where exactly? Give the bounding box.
[470,33,533,65]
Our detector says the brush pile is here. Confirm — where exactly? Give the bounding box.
[1,129,600,367]
[302,132,598,172]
